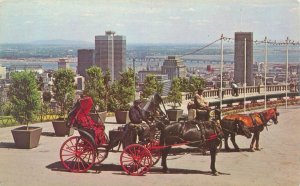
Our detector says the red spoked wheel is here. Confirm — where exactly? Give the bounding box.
[120,144,153,176]
[145,140,161,166]
[93,133,109,164]
[60,136,95,173]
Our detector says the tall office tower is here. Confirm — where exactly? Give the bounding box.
[234,32,254,86]
[77,49,94,77]
[94,31,126,81]
[161,56,186,80]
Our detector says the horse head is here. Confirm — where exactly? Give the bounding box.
[264,107,279,125]
[152,114,169,131]
[213,120,224,139]
[235,119,252,138]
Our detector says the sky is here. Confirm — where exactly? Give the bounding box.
[0,0,299,44]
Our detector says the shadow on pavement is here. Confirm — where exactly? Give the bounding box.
[46,161,231,176]
[218,148,252,153]
[41,132,56,137]
[0,142,15,148]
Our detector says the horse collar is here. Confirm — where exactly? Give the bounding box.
[258,113,267,126]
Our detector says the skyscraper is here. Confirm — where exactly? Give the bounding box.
[161,56,186,80]
[77,49,94,77]
[94,31,126,81]
[234,32,254,86]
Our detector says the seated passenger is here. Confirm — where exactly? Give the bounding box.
[194,88,210,121]
[129,100,151,143]
[68,94,106,145]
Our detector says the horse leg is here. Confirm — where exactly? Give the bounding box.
[161,146,171,173]
[230,134,240,151]
[250,132,257,152]
[224,133,230,151]
[209,144,218,176]
[255,132,261,150]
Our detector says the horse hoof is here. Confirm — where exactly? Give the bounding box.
[234,149,240,152]
[225,148,230,152]
[212,171,219,176]
[249,148,255,152]
[255,148,261,151]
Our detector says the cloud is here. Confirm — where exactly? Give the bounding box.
[24,20,34,24]
[115,23,124,27]
[169,16,181,20]
[186,7,195,12]
[289,7,300,13]
[82,11,96,17]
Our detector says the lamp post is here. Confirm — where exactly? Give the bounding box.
[220,34,224,117]
[244,38,247,113]
[285,37,289,109]
[133,58,136,100]
[264,36,268,110]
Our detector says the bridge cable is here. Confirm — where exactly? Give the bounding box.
[180,38,221,57]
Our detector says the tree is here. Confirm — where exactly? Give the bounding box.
[52,69,75,118]
[84,66,106,112]
[189,76,205,95]
[178,77,190,92]
[103,69,111,111]
[142,74,163,99]
[108,69,135,111]
[167,78,182,109]
[8,71,41,129]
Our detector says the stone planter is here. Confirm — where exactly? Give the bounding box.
[115,110,130,124]
[11,126,42,149]
[52,119,74,137]
[90,111,107,123]
[166,109,183,121]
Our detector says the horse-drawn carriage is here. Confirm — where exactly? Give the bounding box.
[59,93,277,176]
[59,94,167,175]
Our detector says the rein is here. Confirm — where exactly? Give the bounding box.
[150,135,218,150]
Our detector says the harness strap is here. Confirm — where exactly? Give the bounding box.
[258,113,267,126]
[249,113,257,127]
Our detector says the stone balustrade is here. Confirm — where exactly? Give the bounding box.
[184,85,291,100]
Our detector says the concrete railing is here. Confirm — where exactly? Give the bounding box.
[184,85,291,100]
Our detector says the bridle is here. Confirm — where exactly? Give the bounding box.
[259,108,279,127]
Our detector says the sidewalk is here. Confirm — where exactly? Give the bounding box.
[0,105,299,186]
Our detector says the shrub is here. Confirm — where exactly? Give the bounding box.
[52,69,75,118]
[8,71,41,128]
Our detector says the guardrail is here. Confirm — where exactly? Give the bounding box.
[184,85,293,100]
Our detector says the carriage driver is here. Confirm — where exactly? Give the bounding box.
[194,88,210,120]
[129,100,151,143]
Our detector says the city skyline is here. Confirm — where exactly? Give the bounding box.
[0,0,299,44]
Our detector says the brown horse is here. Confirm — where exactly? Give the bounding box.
[222,107,279,151]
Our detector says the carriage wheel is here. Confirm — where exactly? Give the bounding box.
[60,136,95,173]
[145,140,161,166]
[94,133,109,164]
[120,144,153,176]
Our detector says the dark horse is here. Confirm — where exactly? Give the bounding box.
[159,120,224,176]
[222,107,279,151]
[220,119,252,151]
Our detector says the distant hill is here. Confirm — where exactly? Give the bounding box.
[31,39,93,46]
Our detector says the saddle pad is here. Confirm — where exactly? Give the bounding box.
[223,114,264,128]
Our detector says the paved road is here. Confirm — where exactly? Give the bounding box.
[0,105,299,186]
